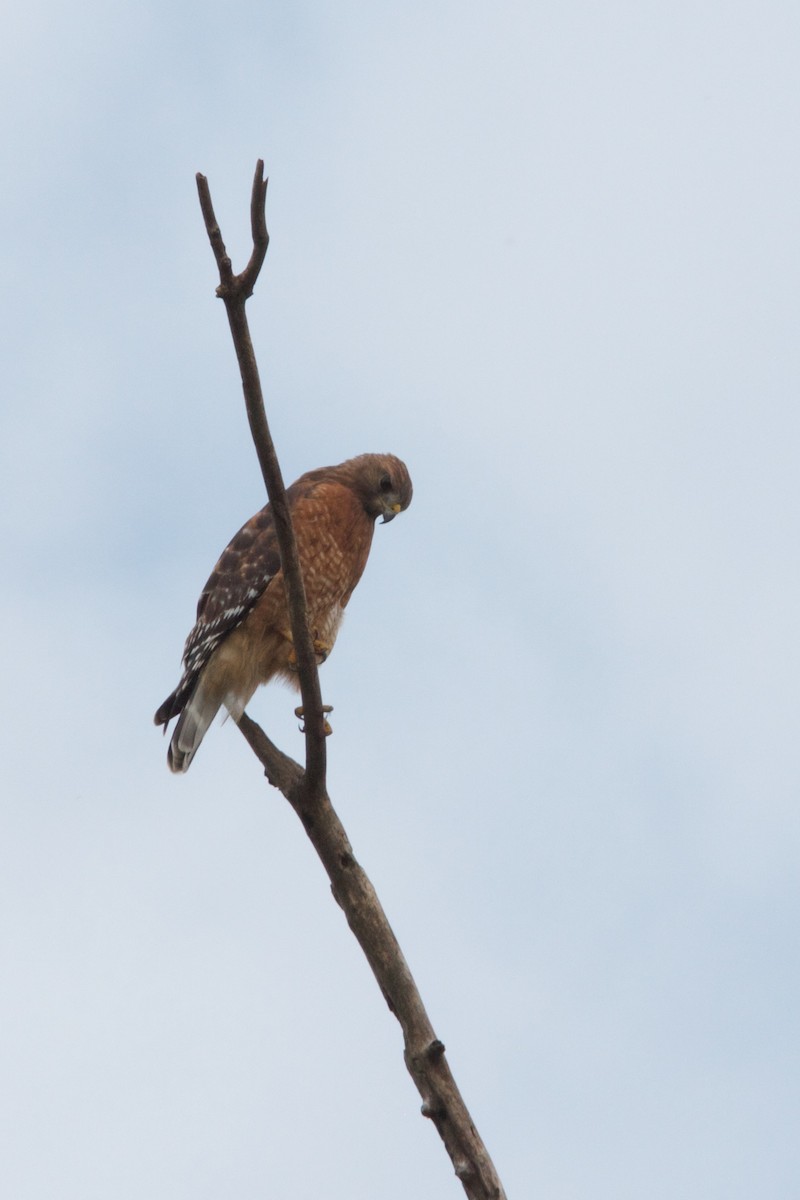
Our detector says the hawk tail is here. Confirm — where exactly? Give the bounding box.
[154,688,183,729]
[168,684,223,773]
[154,678,222,774]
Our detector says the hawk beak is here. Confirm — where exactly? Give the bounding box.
[381,503,402,524]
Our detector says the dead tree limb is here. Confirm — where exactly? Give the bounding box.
[196,163,328,789]
[195,161,507,1200]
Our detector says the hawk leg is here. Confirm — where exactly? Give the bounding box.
[280,628,332,668]
[295,704,334,735]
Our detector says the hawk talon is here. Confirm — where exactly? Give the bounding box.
[313,638,332,664]
[295,704,334,735]
[286,638,333,669]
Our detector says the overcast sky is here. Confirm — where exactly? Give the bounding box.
[2,2,799,1197]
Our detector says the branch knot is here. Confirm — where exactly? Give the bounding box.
[426,1038,446,1062]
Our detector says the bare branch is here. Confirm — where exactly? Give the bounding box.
[194,161,507,1199]
[237,713,303,795]
[240,159,270,297]
[236,715,508,1199]
[195,164,328,785]
[195,172,234,289]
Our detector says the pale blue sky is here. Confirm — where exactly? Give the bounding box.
[2,2,799,1196]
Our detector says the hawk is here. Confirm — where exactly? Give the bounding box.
[155,453,413,772]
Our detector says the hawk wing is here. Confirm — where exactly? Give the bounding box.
[154,504,281,726]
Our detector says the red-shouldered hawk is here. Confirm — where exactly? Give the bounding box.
[154,453,412,772]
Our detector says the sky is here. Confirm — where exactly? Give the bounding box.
[2,1,799,1196]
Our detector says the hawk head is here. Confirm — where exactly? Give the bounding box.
[343,453,413,524]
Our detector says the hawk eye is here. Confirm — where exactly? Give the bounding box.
[379,474,393,493]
